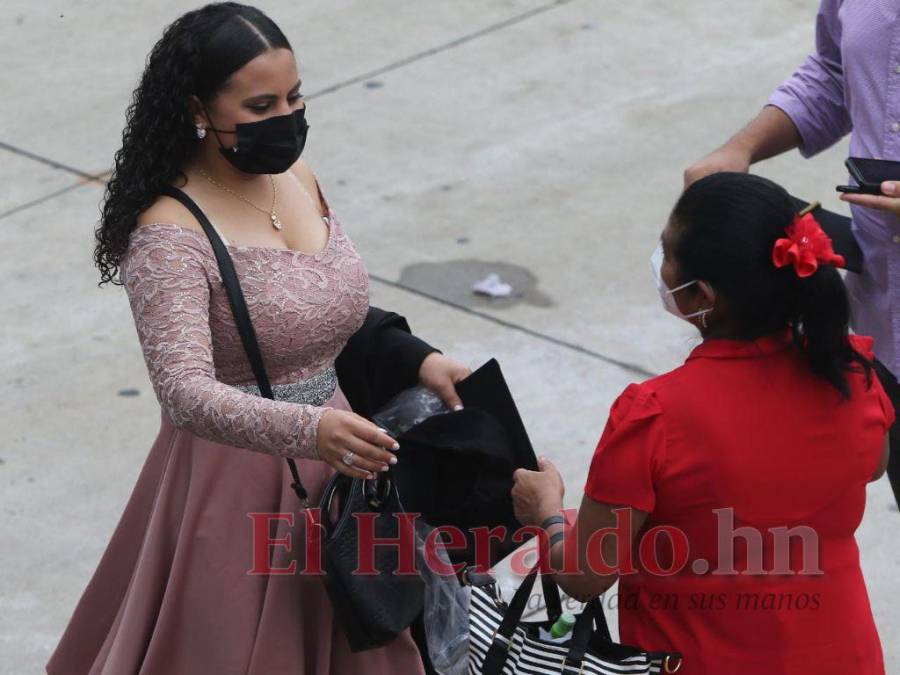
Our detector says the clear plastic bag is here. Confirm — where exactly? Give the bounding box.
[376,387,470,673]
[372,385,451,437]
[415,519,472,675]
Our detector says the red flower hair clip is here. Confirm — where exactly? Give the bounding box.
[772,212,846,278]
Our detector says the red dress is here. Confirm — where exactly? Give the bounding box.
[584,328,895,675]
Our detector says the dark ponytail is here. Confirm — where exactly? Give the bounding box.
[672,172,873,399]
[94,2,292,286]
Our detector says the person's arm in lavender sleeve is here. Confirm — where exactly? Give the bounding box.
[685,0,846,186]
[767,0,850,157]
[120,228,399,479]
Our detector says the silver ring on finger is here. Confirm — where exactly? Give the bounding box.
[341,451,355,466]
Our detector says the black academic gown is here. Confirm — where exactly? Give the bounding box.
[335,306,439,417]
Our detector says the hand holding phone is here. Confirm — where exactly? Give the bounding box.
[836,157,900,195]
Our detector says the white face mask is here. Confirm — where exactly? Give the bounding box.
[650,240,713,322]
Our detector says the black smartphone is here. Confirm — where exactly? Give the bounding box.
[836,157,900,195]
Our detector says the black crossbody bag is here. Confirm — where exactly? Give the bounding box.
[160,186,424,652]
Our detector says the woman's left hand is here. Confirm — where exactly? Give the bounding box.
[511,456,565,527]
[418,352,472,411]
[839,181,900,215]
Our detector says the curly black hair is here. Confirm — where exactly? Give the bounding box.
[94,2,292,286]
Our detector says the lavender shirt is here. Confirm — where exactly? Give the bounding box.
[768,0,900,381]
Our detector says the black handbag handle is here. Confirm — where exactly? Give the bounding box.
[480,553,564,675]
[159,186,309,507]
[480,564,538,675]
[540,568,563,623]
[320,471,394,535]
[562,597,610,668]
[480,552,611,675]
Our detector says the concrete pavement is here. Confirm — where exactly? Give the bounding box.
[2,1,897,672]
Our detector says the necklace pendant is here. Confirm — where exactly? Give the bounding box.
[271,213,283,230]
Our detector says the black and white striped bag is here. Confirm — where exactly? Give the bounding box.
[465,562,682,675]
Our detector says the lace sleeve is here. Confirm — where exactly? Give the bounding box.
[120,227,329,459]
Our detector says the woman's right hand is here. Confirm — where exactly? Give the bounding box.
[315,409,399,479]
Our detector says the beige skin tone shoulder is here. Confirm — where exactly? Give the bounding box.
[136,46,471,477]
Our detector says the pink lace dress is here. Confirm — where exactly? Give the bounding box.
[46,194,426,674]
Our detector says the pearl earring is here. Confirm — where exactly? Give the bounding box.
[195,124,207,139]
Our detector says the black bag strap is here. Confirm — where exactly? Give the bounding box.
[540,567,563,623]
[480,552,612,675]
[480,564,538,675]
[562,597,611,668]
[159,186,309,507]
[480,553,564,675]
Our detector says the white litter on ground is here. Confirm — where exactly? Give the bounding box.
[472,273,513,298]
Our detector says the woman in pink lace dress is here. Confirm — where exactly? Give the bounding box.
[47,4,470,674]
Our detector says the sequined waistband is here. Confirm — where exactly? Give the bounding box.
[231,366,337,406]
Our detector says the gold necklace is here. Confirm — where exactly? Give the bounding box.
[197,167,283,230]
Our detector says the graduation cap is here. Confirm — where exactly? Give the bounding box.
[455,359,539,471]
[374,359,538,567]
[788,195,863,273]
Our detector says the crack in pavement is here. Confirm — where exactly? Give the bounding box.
[0,180,90,221]
[305,0,576,100]
[0,140,109,183]
[1,0,577,187]
[370,273,658,379]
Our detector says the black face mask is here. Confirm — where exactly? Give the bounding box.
[203,106,309,174]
